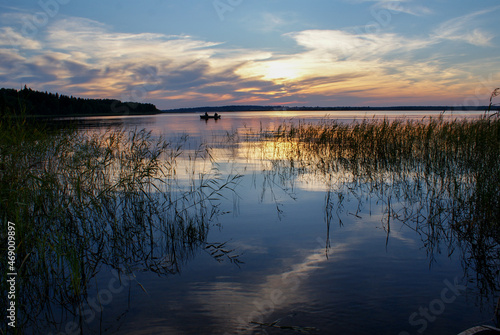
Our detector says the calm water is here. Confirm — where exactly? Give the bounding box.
[43,111,497,334]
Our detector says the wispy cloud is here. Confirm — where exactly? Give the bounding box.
[0,27,42,50]
[345,0,433,16]
[258,12,287,32]
[242,11,301,33]
[287,29,433,61]
[1,16,244,101]
[433,6,500,46]
[375,0,433,16]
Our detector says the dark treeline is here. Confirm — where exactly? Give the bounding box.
[0,86,161,117]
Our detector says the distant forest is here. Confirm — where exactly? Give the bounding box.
[0,87,160,117]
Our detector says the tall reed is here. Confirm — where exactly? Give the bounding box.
[256,115,499,303]
[0,117,240,333]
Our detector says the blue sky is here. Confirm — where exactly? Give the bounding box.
[1,0,499,108]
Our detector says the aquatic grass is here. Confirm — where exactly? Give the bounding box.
[264,116,499,190]
[231,114,498,328]
[0,117,241,333]
[487,88,500,114]
[254,115,499,305]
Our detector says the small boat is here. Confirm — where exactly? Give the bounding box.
[200,113,221,120]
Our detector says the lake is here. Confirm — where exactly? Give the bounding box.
[11,111,500,334]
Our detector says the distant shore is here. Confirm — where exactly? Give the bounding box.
[3,87,498,118]
[162,105,498,114]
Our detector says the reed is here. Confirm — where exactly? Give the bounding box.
[488,88,500,114]
[0,116,240,333]
[256,114,499,302]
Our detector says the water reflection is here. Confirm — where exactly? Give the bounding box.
[190,242,352,334]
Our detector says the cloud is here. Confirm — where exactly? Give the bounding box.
[45,18,220,65]
[0,14,299,106]
[375,1,433,16]
[0,48,26,69]
[0,27,42,50]
[0,16,243,101]
[0,7,498,108]
[233,29,439,99]
[255,12,288,32]
[345,0,433,16]
[433,6,499,46]
[287,29,433,61]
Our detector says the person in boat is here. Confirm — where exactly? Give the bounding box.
[214,112,219,118]
[204,112,209,117]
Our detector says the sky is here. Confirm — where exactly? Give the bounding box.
[0,0,499,109]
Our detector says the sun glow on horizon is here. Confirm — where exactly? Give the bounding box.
[237,59,306,83]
